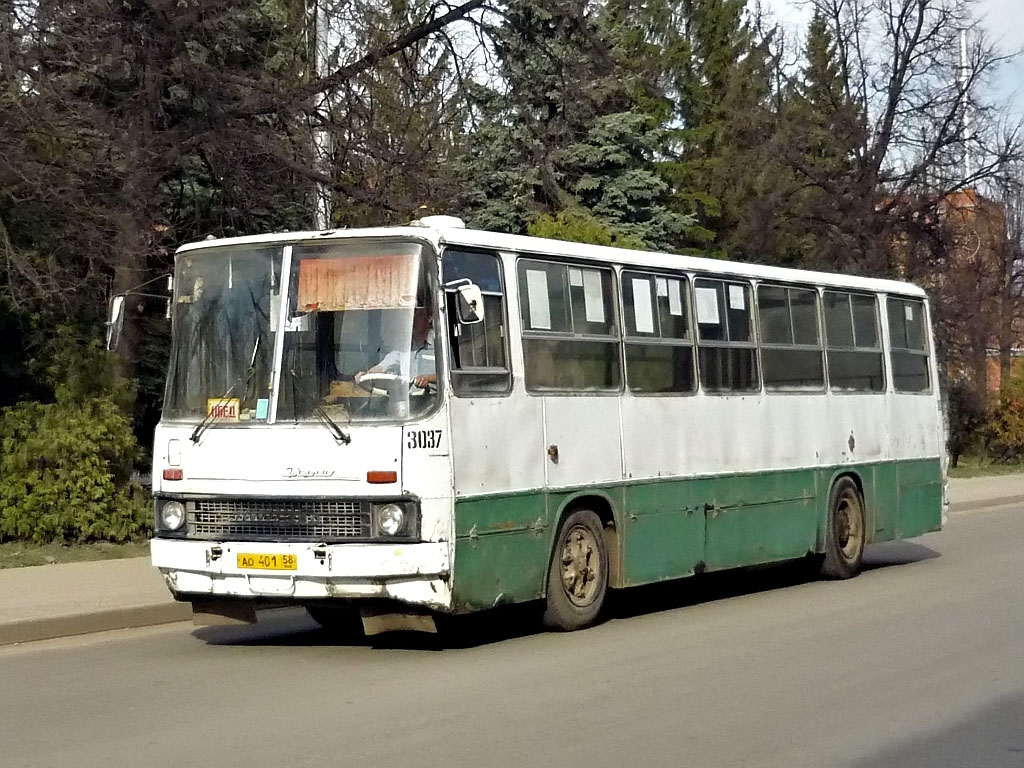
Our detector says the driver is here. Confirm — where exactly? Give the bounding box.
[356,304,436,389]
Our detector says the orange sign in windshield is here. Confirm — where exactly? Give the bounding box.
[297,254,418,311]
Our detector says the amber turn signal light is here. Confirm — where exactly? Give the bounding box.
[366,470,397,484]
[163,468,183,481]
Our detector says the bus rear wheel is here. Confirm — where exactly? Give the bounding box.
[821,477,865,579]
[543,509,608,631]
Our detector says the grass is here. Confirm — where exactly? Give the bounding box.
[948,455,1024,479]
[0,540,151,569]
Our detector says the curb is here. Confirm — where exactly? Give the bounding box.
[0,602,192,647]
[948,494,1024,514]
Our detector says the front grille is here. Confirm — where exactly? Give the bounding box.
[187,499,368,542]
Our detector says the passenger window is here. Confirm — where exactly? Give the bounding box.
[622,271,695,393]
[887,297,931,392]
[694,278,759,392]
[823,290,884,391]
[443,249,511,395]
[757,285,824,389]
[518,259,620,391]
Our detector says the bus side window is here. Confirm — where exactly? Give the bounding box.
[886,296,931,392]
[823,291,885,392]
[517,259,620,392]
[622,271,695,394]
[442,249,511,395]
[694,278,759,392]
[757,284,825,390]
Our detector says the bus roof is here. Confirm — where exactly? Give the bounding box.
[176,224,927,298]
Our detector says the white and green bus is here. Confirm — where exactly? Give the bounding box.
[142,217,945,633]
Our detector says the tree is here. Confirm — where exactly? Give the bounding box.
[316,0,472,226]
[798,0,1021,276]
[660,0,777,255]
[458,0,693,249]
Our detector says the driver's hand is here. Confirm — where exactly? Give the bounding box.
[413,374,436,389]
[355,371,365,382]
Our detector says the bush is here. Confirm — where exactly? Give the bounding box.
[984,369,1024,463]
[527,210,646,249]
[0,335,150,544]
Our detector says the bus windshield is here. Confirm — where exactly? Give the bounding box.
[277,239,438,423]
[164,238,437,426]
[164,245,280,422]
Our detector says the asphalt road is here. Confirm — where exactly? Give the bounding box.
[2,501,1023,768]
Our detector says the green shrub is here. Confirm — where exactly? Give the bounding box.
[985,369,1024,463]
[0,335,150,544]
[528,209,646,249]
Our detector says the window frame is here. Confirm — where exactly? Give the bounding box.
[517,256,622,394]
[692,276,761,394]
[620,269,697,396]
[755,282,826,393]
[822,289,886,394]
[886,294,933,394]
[442,247,513,398]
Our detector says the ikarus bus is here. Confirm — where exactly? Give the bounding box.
[132,216,945,633]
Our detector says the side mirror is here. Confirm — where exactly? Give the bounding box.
[446,280,484,325]
[106,294,126,351]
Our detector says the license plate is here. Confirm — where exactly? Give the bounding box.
[236,553,297,571]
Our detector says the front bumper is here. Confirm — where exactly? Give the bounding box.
[151,538,452,610]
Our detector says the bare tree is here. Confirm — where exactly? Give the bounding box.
[994,170,1024,384]
[806,0,1021,273]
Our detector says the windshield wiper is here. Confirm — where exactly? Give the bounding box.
[286,368,351,445]
[190,336,261,444]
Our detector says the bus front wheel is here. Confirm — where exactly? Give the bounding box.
[543,509,608,631]
[821,477,865,579]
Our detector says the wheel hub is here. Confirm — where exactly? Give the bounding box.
[837,495,863,560]
[560,524,600,607]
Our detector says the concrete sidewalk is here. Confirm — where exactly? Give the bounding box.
[946,473,1024,512]
[1,474,1022,647]
[0,556,190,646]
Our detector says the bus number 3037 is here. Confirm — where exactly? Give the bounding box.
[408,430,443,449]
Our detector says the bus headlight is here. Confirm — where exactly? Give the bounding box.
[375,503,405,536]
[371,502,418,538]
[159,500,186,532]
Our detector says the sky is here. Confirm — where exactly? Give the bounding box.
[763,0,1024,122]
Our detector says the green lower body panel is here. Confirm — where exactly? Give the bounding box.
[450,494,550,612]
[451,457,943,612]
[896,459,944,539]
[621,481,704,586]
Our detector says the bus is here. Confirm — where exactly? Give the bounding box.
[137,216,945,633]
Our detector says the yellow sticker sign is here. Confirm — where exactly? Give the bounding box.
[206,398,241,421]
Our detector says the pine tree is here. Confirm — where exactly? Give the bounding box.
[660,0,777,256]
[790,12,864,186]
[458,0,693,249]
[768,10,868,268]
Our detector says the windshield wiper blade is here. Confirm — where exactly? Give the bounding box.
[190,336,261,444]
[189,384,237,444]
[287,369,351,445]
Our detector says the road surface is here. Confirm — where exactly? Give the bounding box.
[2,499,1022,768]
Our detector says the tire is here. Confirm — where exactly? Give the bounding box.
[543,509,609,631]
[821,477,866,579]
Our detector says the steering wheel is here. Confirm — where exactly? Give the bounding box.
[356,371,411,397]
